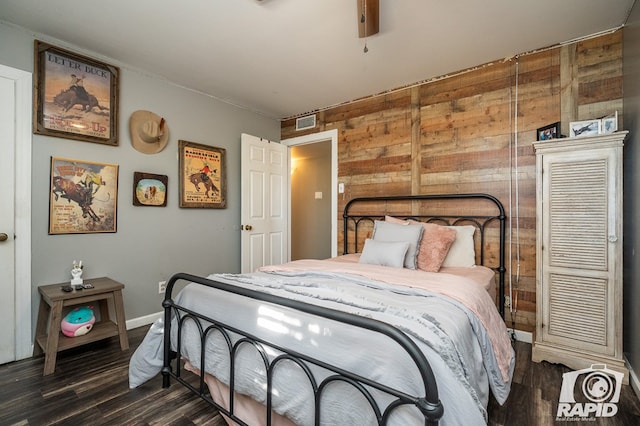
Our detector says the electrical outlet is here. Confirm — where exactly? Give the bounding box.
[504,295,511,308]
[158,280,167,294]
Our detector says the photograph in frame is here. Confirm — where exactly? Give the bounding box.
[569,119,601,138]
[133,172,168,207]
[49,157,118,234]
[179,140,227,208]
[537,122,560,141]
[601,112,618,134]
[34,40,119,145]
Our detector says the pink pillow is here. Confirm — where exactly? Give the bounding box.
[385,216,457,272]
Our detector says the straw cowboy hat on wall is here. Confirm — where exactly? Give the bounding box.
[129,110,169,154]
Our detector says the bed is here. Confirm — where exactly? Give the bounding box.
[129,193,514,425]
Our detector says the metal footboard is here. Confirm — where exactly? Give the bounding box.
[161,272,444,426]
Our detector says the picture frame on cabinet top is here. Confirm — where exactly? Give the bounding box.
[569,119,601,138]
[601,113,618,134]
[536,122,560,141]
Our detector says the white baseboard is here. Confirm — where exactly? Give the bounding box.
[508,328,532,343]
[126,311,162,330]
[625,355,640,401]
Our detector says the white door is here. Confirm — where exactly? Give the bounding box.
[0,75,16,364]
[240,134,288,273]
[0,64,32,363]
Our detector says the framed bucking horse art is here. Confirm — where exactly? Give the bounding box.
[33,40,119,145]
[49,157,119,234]
[178,140,227,208]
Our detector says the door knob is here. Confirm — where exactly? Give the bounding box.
[0,233,8,242]
[245,225,253,231]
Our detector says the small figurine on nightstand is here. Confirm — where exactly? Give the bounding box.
[71,260,84,289]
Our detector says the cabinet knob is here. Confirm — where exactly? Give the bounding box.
[608,235,618,243]
[0,233,8,242]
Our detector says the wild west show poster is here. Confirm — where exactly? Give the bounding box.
[42,49,112,139]
[49,157,118,234]
[180,142,225,208]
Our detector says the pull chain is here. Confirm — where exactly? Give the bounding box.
[362,0,368,53]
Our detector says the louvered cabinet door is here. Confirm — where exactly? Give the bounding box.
[533,132,627,382]
[541,149,616,355]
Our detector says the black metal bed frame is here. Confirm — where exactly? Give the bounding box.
[161,193,507,426]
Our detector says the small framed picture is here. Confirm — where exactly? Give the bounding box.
[537,122,560,141]
[569,119,601,138]
[133,172,167,207]
[601,113,618,134]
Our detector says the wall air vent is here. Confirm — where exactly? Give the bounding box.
[296,114,316,131]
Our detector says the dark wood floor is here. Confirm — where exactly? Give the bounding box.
[1,326,639,425]
[488,341,640,426]
[0,326,226,426]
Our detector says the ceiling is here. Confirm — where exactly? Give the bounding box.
[0,0,635,120]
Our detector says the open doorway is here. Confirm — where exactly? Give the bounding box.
[290,141,332,260]
[283,129,338,260]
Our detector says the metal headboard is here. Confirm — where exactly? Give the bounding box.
[342,193,507,318]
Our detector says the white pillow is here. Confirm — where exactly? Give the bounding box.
[441,225,476,267]
[372,220,424,269]
[359,239,409,268]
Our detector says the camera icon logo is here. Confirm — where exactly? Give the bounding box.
[556,364,623,419]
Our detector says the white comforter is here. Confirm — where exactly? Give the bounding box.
[129,258,515,425]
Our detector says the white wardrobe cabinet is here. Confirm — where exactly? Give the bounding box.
[532,131,628,384]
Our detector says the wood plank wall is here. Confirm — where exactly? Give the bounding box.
[281,31,623,332]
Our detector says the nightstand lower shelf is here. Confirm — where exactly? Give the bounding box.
[35,320,121,352]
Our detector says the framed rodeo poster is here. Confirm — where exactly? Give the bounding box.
[49,157,119,234]
[33,40,119,145]
[178,140,227,208]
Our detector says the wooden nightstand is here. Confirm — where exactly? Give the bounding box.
[33,277,129,376]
